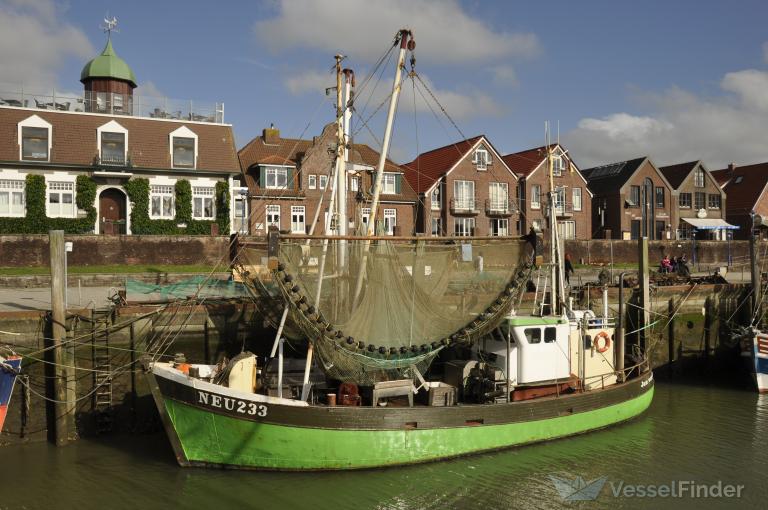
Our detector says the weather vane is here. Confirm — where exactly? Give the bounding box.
[101,15,119,37]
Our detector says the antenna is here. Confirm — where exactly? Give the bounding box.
[101,15,119,37]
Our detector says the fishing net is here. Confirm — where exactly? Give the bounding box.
[251,237,534,385]
[126,276,250,301]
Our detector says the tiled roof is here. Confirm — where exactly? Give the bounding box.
[0,107,239,172]
[501,145,548,177]
[710,168,732,187]
[714,162,768,216]
[402,135,484,193]
[581,157,647,195]
[658,161,698,190]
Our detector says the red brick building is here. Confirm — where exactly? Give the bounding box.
[502,143,593,240]
[238,123,417,236]
[403,136,519,236]
[711,162,768,239]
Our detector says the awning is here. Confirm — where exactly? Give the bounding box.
[682,218,739,230]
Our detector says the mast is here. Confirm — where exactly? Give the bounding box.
[352,29,414,306]
[545,123,564,315]
[338,68,354,268]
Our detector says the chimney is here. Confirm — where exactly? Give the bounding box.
[727,162,736,173]
[263,123,280,145]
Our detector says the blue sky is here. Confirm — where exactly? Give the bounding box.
[2,0,767,169]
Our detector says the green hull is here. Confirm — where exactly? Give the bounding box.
[159,380,654,470]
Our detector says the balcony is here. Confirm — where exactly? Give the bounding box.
[450,198,479,215]
[485,198,518,216]
[546,200,574,217]
[0,82,225,124]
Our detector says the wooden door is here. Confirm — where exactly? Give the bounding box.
[99,188,126,235]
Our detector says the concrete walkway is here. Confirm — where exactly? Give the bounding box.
[0,286,117,312]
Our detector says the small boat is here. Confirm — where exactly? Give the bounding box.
[740,328,768,393]
[0,352,22,433]
[145,29,653,470]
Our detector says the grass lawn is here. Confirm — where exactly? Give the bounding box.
[0,264,220,276]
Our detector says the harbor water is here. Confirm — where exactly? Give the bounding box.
[1,380,766,509]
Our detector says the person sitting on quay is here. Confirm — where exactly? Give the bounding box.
[660,255,673,273]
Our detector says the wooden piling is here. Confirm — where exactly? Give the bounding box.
[704,296,711,359]
[638,237,650,357]
[668,298,675,367]
[49,230,68,446]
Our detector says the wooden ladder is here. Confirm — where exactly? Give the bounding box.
[92,309,113,434]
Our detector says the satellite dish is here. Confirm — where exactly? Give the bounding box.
[697,208,707,219]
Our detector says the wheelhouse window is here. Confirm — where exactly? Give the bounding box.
[572,187,582,211]
[524,328,541,344]
[655,187,665,208]
[454,217,475,237]
[21,127,49,161]
[530,184,541,209]
[708,194,721,210]
[265,167,288,190]
[266,204,280,228]
[430,186,440,210]
[679,192,692,208]
[47,181,75,218]
[150,185,175,219]
[544,327,557,343]
[192,187,215,219]
[172,137,195,168]
[291,206,306,233]
[0,179,25,216]
[100,132,126,165]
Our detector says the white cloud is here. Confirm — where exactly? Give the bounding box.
[254,0,540,64]
[564,67,768,169]
[285,69,335,95]
[135,81,165,98]
[0,0,93,88]
[489,65,518,87]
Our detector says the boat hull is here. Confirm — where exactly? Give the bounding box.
[0,356,22,433]
[146,364,654,471]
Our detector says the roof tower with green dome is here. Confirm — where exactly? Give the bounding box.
[80,36,137,88]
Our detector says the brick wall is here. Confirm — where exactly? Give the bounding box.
[564,239,767,265]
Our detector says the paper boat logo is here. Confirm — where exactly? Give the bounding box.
[549,474,608,501]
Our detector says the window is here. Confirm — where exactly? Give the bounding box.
[192,187,215,219]
[679,192,692,208]
[100,132,126,165]
[530,184,541,209]
[474,147,489,170]
[150,185,174,219]
[431,217,441,236]
[552,156,564,176]
[349,176,358,192]
[554,187,566,214]
[361,207,371,230]
[172,137,195,168]
[47,181,75,218]
[489,182,508,212]
[266,205,280,228]
[694,192,706,210]
[734,176,743,184]
[383,209,396,235]
[21,127,49,161]
[628,185,640,206]
[655,220,666,240]
[630,220,641,240]
[453,180,475,210]
[558,221,576,240]
[655,187,665,208]
[291,206,305,233]
[708,194,721,209]
[694,167,705,187]
[524,328,541,344]
[430,186,440,210]
[544,327,557,343]
[265,167,288,189]
[490,218,508,236]
[308,175,317,189]
[678,222,694,240]
[454,217,475,237]
[572,187,582,211]
[319,175,328,190]
[382,172,400,194]
[0,179,25,216]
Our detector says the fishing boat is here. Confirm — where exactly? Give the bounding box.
[741,330,768,393]
[144,29,654,470]
[0,352,22,433]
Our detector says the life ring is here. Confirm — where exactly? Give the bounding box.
[593,331,611,353]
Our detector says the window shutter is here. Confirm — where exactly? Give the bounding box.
[259,166,266,188]
[287,168,295,190]
[395,174,402,194]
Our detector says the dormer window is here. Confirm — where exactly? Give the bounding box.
[382,172,399,194]
[97,120,128,166]
[473,146,490,170]
[173,137,195,168]
[18,115,52,162]
[266,167,288,189]
[170,126,198,169]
